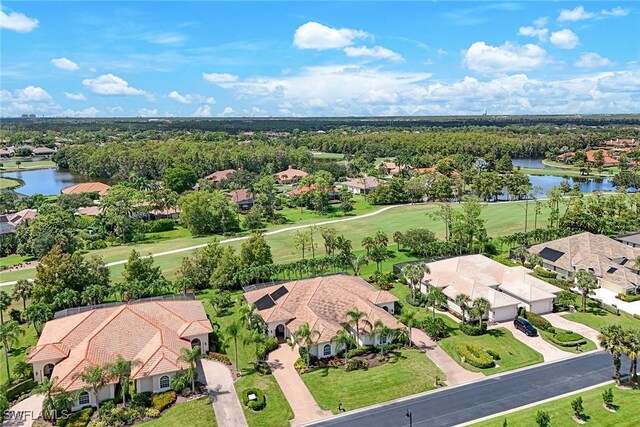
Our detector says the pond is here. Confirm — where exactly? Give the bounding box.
[512,158,549,169]
[520,175,617,198]
[0,168,112,196]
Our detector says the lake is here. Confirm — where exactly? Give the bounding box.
[527,174,616,197]
[512,158,549,169]
[0,168,111,196]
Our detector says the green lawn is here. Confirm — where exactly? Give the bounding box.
[302,349,445,414]
[138,397,216,427]
[310,151,345,160]
[539,330,597,354]
[0,160,56,171]
[0,324,38,385]
[471,384,640,427]
[0,255,33,268]
[235,373,294,427]
[0,177,21,189]
[563,301,640,332]
[519,166,614,178]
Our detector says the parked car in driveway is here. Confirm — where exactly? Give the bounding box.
[514,317,538,337]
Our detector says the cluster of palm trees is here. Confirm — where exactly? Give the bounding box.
[599,324,640,386]
[454,293,492,328]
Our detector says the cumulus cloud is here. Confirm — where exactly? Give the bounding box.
[192,105,213,117]
[574,53,614,68]
[138,108,158,117]
[64,92,86,101]
[82,74,146,95]
[558,6,595,22]
[202,72,240,84]
[0,89,11,102]
[533,17,548,27]
[293,21,368,50]
[220,107,237,117]
[51,57,79,71]
[62,107,99,117]
[0,86,59,116]
[463,41,548,73]
[343,45,403,62]
[15,86,53,102]
[0,7,38,32]
[601,7,628,17]
[168,90,214,104]
[550,29,579,49]
[518,26,548,42]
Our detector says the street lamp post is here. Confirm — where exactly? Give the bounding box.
[406,409,412,427]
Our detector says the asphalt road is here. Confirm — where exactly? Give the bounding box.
[308,351,626,427]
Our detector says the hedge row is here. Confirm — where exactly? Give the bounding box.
[523,311,553,332]
[617,293,640,302]
[547,331,587,347]
[3,380,36,402]
[150,391,176,412]
[533,267,558,279]
[241,388,266,411]
[460,323,487,336]
[456,343,495,369]
[346,345,375,358]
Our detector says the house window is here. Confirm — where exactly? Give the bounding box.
[380,334,388,345]
[159,375,170,389]
[323,344,332,357]
[78,392,90,406]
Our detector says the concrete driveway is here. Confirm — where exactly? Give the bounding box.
[267,345,331,426]
[199,360,248,427]
[492,320,568,362]
[544,312,603,349]
[411,328,483,385]
[2,394,44,427]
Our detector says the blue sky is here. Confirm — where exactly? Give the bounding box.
[1,1,638,117]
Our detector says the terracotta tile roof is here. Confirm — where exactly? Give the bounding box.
[62,182,111,196]
[244,274,402,343]
[226,189,254,204]
[6,209,38,226]
[27,301,212,391]
[204,169,236,182]
[275,167,308,179]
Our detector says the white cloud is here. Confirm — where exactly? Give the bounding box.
[558,6,595,22]
[343,45,403,62]
[202,72,240,84]
[0,86,59,116]
[534,17,548,27]
[15,86,53,102]
[51,57,79,71]
[138,108,158,117]
[550,29,579,49]
[293,21,368,50]
[601,7,629,17]
[168,90,215,104]
[62,107,99,117]
[0,8,38,32]
[518,26,548,42]
[192,105,213,117]
[64,92,86,101]
[463,41,548,73]
[82,74,146,95]
[0,89,11,102]
[220,107,237,117]
[574,53,614,68]
[143,32,186,45]
[437,48,448,56]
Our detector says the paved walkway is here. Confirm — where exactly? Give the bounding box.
[544,312,603,349]
[491,321,568,362]
[267,345,332,426]
[199,360,248,427]
[2,394,44,427]
[410,328,483,385]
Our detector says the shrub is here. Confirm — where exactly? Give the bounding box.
[99,407,142,427]
[59,407,93,427]
[456,343,495,369]
[9,309,24,324]
[86,240,107,250]
[459,323,487,336]
[294,358,308,374]
[522,312,552,332]
[571,396,584,418]
[207,352,232,365]
[404,294,425,307]
[345,359,368,371]
[144,408,161,419]
[532,267,558,279]
[146,219,176,233]
[486,349,501,360]
[600,301,620,316]
[150,390,176,412]
[255,360,271,375]
[97,400,115,419]
[346,346,375,358]
[130,392,152,409]
[241,388,266,411]
[617,293,640,302]
[4,380,36,401]
[547,330,587,347]
[170,372,190,393]
[422,317,448,340]
[536,410,550,427]
[602,388,614,407]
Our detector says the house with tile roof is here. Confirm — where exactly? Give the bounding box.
[274,167,308,184]
[529,232,640,294]
[62,182,111,197]
[27,299,212,411]
[421,255,562,322]
[204,169,237,183]
[243,274,403,358]
[225,188,255,210]
[336,176,383,195]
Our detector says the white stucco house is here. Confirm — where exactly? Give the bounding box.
[243,274,403,358]
[27,299,212,411]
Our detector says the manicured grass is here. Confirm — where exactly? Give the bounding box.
[0,324,38,385]
[539,330,597,353]
[0,177,21,189]
[0,254,33,268]
[235,372,294,427]
[519,166,614,178]
[0,160,56,171]
[471,383,640,427]
[563,302,640,332]
[438,327,544,375]
[138,397,216,427]
[310,151,345,160]
[302,349,445,414]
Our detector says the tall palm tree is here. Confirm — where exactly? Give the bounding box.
[243,330,268,364]
[427,287,447,319]
[472,297,491,329]
[107,356,140,407]
[454,293,471,324]
[0,320,24,382]
[575,269,598,313]
[345,307,372,348]
[400,311,417,347]
[332,329,355,365]
[350,254,369,276]
[0,290,12,325]
[73,365,110,413]
[622,330,640,386]
[225,321,242,370]
[632,255,640,274]
[512,246,529,265]
[599,324,625,385]
[177,345,201,392]
[12,279,33,310]
[33,377,64,421]
[293,323,321,367]
[402,263,430,304]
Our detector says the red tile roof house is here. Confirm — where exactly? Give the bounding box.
[204,169,237,183]
[61,182,111,197]
[226,188,255,210]
[274,167,308,184]
[243,274,403,358]
[27,299,212,411]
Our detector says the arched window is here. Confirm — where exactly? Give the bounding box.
[191,338,201,350]
[382,306,389,312]
[323,344,332,357]
[78,391,90,406]
[159,375,170,389]
[43,363,55,379]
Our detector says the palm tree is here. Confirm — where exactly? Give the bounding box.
[107,356,140,407]
[73,365,111,412]
[372,319,395,352]
[393,231,403,251]
[575,269,598,313]
[361,236,375,255]
[12,279,33,310]
[293,323,321,367]
[622,330,640,386]
[599,324,625,385]
[454,293,472,324]
[0,290,11,324]
[350,254,368,276]
[33,377,64,421]
[0,321,24,382]
[225,321,242,370]
[631,255,640,274]
[244,330,268,364]
[332,329,355,365]
[177,345,201,392]
[512,246,529,265]
[525,253,542,268]
[345,307,372,348]
[402,263,429,304]
[472,297,491,329]
[426,287,447,319]
[400,311,417,347]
